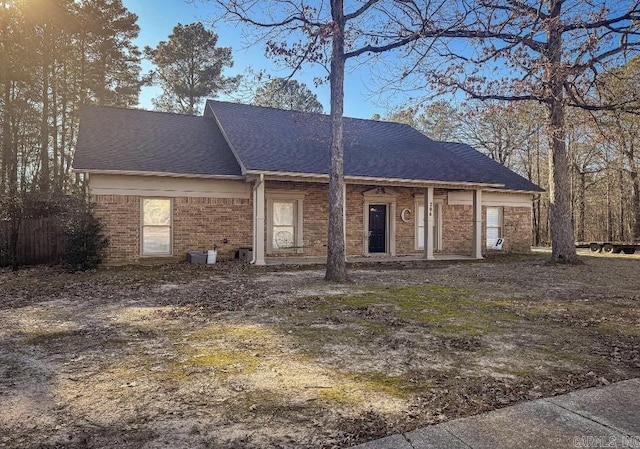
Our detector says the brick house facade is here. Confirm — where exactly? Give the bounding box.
[75,102,542,265]
[91,175,533,264]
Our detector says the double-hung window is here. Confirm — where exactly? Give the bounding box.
[416,203,425,249]
[142,198,172,256]
[486,206,503,249]
[267,195,303,253]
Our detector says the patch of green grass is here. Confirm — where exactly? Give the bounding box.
[492,365,539,378]
[323,285,519,337]
[317,371,434,404]
[187,324,276,343]
[356,372,433,399]
[186,348,260,375]
[25,330,76,345]
[597,321,640,336]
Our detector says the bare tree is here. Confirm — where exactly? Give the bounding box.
[204,0,478,280]
[460,102,540,167]
[382,100,462,141]
[392,0,640,263]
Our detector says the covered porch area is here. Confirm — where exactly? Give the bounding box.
[265,253,479,266]
[248,173,509,266]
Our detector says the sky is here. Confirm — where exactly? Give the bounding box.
[121,0,394,119]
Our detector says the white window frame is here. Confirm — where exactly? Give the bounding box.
[141,197,173,257]
[266,192,304,254]
[486,206,503,249]
[414,196,443,251]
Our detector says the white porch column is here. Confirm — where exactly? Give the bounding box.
[424,187,435,260]
[472,188,483,259]
[253,175,266,265]
[343,183,348,262]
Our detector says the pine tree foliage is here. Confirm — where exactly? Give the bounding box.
[145,22,240,115]
[253,78,324,113]
[62,198,109,272]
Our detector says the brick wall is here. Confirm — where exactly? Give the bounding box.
[442,203,474,255]
[502,206,532,253]
[173,197,252,260]
[93,194,252,264]
[94,183,532,264]
[93,195,140,264]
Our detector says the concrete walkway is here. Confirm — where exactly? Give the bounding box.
[351,379,640,449]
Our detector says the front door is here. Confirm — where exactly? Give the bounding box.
[368,205,387,253]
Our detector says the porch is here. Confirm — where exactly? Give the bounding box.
[252,178,490,266]
[265,253,479,266]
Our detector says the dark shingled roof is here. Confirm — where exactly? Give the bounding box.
[73,101,542,193]
[206,100,542,192]
[74,105,242,176]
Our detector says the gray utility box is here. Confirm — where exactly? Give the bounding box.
[187,250,208,264]
[238,247,253,262]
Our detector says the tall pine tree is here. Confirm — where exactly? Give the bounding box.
[145,22,239,115]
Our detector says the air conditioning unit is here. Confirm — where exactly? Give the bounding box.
[238,247,253,262]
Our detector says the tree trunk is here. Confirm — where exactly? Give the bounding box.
[535,135,542,245]
[606,166,612,241]
[325,0,347,282]
[577,171,585,241]
[9,203,20,271]
[7,81,19,271]
[40,49,50,192]
[60,61,68,191]
[1,79,10,195]
[624,146,640,240]
[52,63,59,191]
[619,165,625,240]
[546,0,578,263]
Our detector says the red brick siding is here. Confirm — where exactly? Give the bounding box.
[94,184,532,264]
[93,194,252,264]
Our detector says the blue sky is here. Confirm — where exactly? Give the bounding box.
[122,0,393,119]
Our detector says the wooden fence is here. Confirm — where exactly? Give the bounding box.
[0,217,65,267]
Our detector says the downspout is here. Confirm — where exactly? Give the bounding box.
[250,174,264,264]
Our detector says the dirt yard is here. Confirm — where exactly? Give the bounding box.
[1,254,639,448]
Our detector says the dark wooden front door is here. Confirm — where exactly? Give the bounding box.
[368,205,387,253]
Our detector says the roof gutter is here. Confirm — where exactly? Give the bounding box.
[244,169,505,189]
[71,169,244,180]
[483,187,545,195]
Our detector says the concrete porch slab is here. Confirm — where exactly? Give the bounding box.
[265,254,477,266]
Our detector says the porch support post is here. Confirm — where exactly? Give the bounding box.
[343,183,348,262]
[472,188,483,259]
[253,175,266,265]
[424,187,435,260]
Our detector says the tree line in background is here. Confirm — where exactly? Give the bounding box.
[0,0,320,200]
[0,0,322,269]
[210,0,640,277]
[3,0,640,273]
[0,0,141,269]
[380,89,640,248]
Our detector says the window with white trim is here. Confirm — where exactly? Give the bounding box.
[486,206,503,248]
[417,203,425,249]
[268,198,303,252]
[142,198,172,256]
